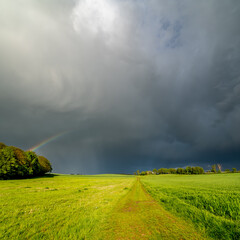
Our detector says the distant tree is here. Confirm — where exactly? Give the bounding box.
[193,166,204,174]
[140,171,146,175]
[224,169,230,173]
[232,168,237,173]
[169,168,177,174]
[198,167,204,174]
[165,168,170,174]
[137,170,140,175]
[176,168,184,174]
[158,168,169,174]
[185,166,192,174]
[211,165,217,173]
[191,167,196,174]
[217,164,222,173]
[153,169,157,175]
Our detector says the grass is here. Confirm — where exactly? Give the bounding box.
[141,173,240,240]
[100,178,207,240]
[0,174,135,239]
[1,173,239,239]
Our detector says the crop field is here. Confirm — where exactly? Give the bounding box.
[0,173,239,239]
[142,174,240,240]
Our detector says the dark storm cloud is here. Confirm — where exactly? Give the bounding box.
[0,0,240,173]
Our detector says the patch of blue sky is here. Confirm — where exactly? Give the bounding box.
[165,20,183,49]
[152,18,183,53]
[161,20,171,31]
[142,9,183,49]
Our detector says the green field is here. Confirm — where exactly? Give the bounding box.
[141,174,240,240]
[0,174,135,239]
[0,174,239,239]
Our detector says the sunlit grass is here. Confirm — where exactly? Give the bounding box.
[0,174,135,239]
[1,173,239,239]
[141,173,240,240]
[100,178,208,240]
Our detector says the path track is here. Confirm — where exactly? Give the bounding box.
[100,178,207,240]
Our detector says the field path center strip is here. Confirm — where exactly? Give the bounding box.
[99,177,208,240]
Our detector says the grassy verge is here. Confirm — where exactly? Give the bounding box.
[141,174,240,240]
[0,174,135,239]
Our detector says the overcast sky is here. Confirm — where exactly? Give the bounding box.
[0,0,240,174]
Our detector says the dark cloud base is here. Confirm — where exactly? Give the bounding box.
[0,0,240,173]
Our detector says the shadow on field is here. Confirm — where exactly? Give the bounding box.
[0,173,58,180]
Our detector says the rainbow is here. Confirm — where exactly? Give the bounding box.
[28,131,67,152]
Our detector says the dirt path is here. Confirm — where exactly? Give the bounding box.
[100,178,207,240]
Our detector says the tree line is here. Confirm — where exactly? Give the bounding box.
[135,165,239,175]
[209,164,238,173]
[0,142,52,179]
[135,166,204,175]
